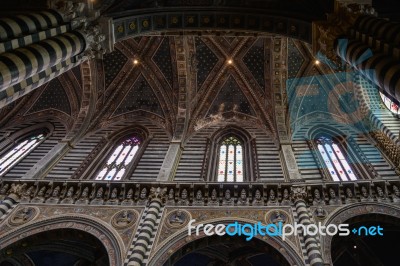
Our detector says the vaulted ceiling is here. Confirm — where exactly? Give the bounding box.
[0,34,316,141]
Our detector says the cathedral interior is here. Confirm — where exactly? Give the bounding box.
[0,0,400,265]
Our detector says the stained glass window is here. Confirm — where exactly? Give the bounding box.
[0,130,47,176]
[380,92,400,116]
[217,136,243,182]
[316,136,357,181]
[95,136,141,181]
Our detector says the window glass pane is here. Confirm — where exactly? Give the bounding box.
[380,92,400,115]
[104,168,116,180]
[332,143,357,180]
[317,137,357,182]
[217,136,243,182]
[325,144,348,181]
[96,168,108,180]
[227,144,235,182]
[236,145,243,182]
[125,146,139,164]
[116,145,131,165]
[218,145,226,182]
[114,169,125,180]
[107,144,123,165]
[318,144,340,181]
[0,132,46,176]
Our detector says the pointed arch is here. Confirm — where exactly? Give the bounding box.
[0,123,54,177]
[76,126,151,181]
[307,126,374,181]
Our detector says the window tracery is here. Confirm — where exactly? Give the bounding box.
[316,136,357,181]
[217,136,244,182]
[0,130,48,176]
[95,136,141,181]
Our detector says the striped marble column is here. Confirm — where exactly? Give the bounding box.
[291,187,324,266]
[353,15,400,54]
[0,185,23,220]
[0,24,70,54]
[0,57,84,108]
[127,199,163,266]
[0,196,17,220]
[0,10,64,42]
[336,39,400,103]
[0,30,85,91]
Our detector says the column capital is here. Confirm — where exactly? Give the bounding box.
[149,187,168,203]
[75,24,106,59]
[312,0,377,63]
[6,183,27,202]
[291,186,308,203]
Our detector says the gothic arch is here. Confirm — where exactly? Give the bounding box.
[202,125,259,182]
[148,217,304,266]
[306,124,377,180]
[0,122,54,145]
[0,214,125,266]
[321,202,400,264]
[74,125,152,180]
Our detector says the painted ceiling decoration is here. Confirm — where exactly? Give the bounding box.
[242,37,265,91]
[103,48,129,89]
[194,37,219,92]
[152,37,175,89]
[288,39,306,79]
[0,34,312,140]
[71,66,82,88]
[113,74,164,117]
[206,75,256,118]
[27,78,71,115]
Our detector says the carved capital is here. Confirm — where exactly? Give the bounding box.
[290,186,307,203]
[54,1,85,22]
[77,25,106,60]
[149,187,168,203]
[312,0,377,63]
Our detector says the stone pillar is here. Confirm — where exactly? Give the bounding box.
[126,187,166,266]
[157,142,182,181]
[291,186,324,266]
[281,144,301,180]
[21,141,72,179]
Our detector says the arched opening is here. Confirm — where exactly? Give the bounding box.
[0,229,109,266]
[163,235,290,266]
[331,214,400,266]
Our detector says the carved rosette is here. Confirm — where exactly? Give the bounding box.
[111,210,138,229]
[265,210,290,225]
[165,209,191,229]
[8,206,39,226]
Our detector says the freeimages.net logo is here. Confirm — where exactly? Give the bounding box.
[187,219,384,241]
